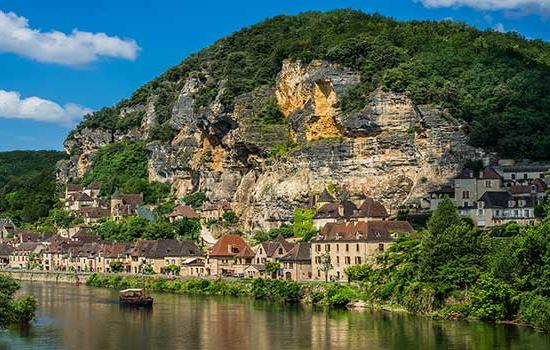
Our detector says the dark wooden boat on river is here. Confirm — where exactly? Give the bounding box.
[119,289,153,307]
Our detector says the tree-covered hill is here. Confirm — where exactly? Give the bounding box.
[76,10,550,159]
[0,151,66,224]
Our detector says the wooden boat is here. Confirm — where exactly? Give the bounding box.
[119,289,153,307]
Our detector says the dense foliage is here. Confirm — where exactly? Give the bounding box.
[81,142,170,203]
[94,216,201,242]
[75,10,550,158]
[86,273,356,307]
[0,276,37,327]
[0,151,66,224]
[346,198,550,330]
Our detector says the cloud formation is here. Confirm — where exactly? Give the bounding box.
[0,90,92,125]
[419,0,550,14]
[0,10,140,66]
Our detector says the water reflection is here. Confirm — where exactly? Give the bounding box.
[0,282,548,350]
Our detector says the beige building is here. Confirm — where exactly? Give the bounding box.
[280,243,312,281]
[311,221,414,282]
[9,242,46,269]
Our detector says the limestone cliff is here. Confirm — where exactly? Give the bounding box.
[58,59,484,230]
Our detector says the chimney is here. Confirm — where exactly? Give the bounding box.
[338,203,345,217]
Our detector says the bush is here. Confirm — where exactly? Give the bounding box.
[344,265,372,282]
[519,293,550,331]
[470,274,514,321]
[325,286,355,308]
[109,261,124,273]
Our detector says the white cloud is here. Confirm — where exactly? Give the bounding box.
[0,10,140,66]
[419,0,550,14]
[495,22,506,32]
[0,90,92,125]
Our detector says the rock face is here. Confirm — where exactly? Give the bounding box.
[59,59,484,231]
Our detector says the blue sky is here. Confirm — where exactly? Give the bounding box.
[0,0,549,151]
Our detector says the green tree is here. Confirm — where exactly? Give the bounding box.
[319,253,333,282]
[109,261,124,273]
[175,218,201,241]
[265,261,281,279]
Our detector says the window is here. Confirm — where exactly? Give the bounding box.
[336,244,339,252]
[524,174,528,180]
[462,191,470,199]
[356,244,360,252]
[336,256,340,265]
[345,256,351,264]
[511,174,516,180]
[378,244,384,252]
[345,244,349,252]
[325,244,330,252]
[524,209,530,217]
[278,248,283,255]
[355,257,362,264]
[485,181,491,188]
[514,210,519,218]
[477,209,484,216]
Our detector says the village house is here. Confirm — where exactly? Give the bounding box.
[0,243,13,268]
[97,243,132,273]
[129,239,202,274]
[280,243,312,281]
[311,221,414,282]
[9,242,46,269]
[111,192,144,221]
[0,218,15,239]
[181,257,208,277]
[66,243,101,272]
[423,164,549,228]
[201,200,232,221]
[207,235,255,277]
[167,204,198,222]
[312,197,389,229]
[253,235,295,265]
[80,207,111,225]
[65,192,96,211]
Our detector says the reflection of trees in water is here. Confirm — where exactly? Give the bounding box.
[9,282,550,350]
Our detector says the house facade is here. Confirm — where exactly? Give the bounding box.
[311,221,414,282]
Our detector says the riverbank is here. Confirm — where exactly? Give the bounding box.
[0,270,88,284]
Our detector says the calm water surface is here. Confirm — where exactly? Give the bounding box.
[1,281,549,350]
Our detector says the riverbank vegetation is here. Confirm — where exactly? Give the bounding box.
[0,276,37,328]
[345,198,550,331]
[86,273,360,307]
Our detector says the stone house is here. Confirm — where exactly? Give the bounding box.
[80,207,111,225]
[253,235,295,265]
[111,192,144,221]
[0,243,13,268]
[468,191,538,228]
[98,243,133,273]
[311,221,414,282]
[9,242,46,269]
[280,243,312,281]
[312,197,389,229]
[167,204,198,222]
[129,239,202,274]
[501,166,549,182]
[0,218,15,239]
[201,200,232,221]
[207,235,255,277]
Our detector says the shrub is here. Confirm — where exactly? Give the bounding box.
[519,293,550,331]
[470,274,514,321]
[325,286,355,308]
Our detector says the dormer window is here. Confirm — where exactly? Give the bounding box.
[508,200,516,208]
[375,232,381,238]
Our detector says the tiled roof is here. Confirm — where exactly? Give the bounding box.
[280,243,311,262]
[168,205,198,219]
[80,207,111,219]
[209,235,254,258]
[314,200,357,219]
[314,221,414,242]
[132,239,202,259]
[86,182,101,190]
[354,197,388,218]
[0,243,13,257]
[73,192,94,202]
[14,242,43,253]
[66,183,82,192]
[480,192,536,209]
[480,167,502,180]
[318,189,336,203]
[502,166,549,173]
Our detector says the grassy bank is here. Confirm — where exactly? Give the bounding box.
[86,273,362,307]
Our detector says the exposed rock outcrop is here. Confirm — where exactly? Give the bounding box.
[58,59,484,231]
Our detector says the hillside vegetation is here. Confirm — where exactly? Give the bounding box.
[75,10,550,158]
[0,151,66,224]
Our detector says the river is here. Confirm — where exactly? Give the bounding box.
[1,281,549,350]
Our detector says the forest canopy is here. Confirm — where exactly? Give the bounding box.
[75,10,550,158]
